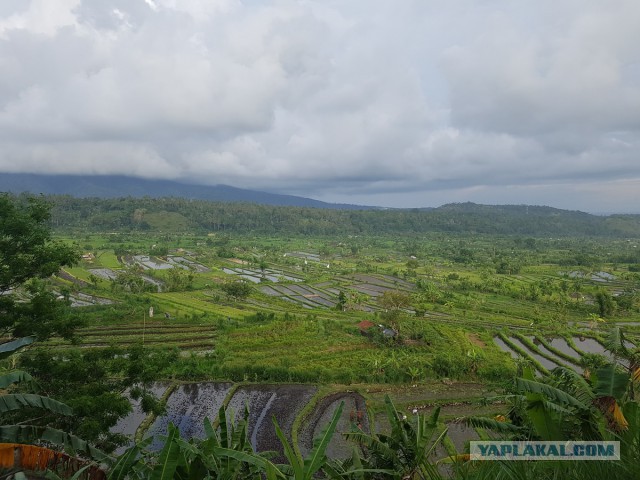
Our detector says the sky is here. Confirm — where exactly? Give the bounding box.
[1,0,639,213]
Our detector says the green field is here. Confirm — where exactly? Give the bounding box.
[44,226,640,396]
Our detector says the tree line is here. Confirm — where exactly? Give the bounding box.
[34,195,640,237]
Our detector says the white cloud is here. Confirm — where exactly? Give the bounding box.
[0,0,80,37]
[0,0,639,211]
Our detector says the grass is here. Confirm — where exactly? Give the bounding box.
[95,251,122,269]
[40,230,640,389]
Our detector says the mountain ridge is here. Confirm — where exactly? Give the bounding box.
[0,173,377,210]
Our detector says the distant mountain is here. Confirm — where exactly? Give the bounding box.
[0,173,376,210]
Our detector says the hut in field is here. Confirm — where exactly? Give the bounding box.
[357,320,376,336]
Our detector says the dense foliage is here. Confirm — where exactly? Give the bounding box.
[44,195,640,237]
[0,194,80,339]
[2,194,640,479]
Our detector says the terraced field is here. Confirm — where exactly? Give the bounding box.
[258,272,415,311]
[48,321,218,351]
[492,334,635,374]
[115,382,490,460]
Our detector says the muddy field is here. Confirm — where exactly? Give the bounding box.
[298,391,368,459]
[226,384,317,458]
[115,382,489,460]
[145,382,233,450]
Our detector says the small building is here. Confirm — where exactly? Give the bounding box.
[357,320,376,335]
[382,327,398,338]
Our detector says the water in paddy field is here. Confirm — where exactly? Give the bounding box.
[111,383,169,454]
[493,337,519,360]
[572,336,634,367]
[548,338,581,359]
[133,255,174,270]
[572,337,611,357]
[225,384,317,456]
[527,337,582,374]
[89,268,118,280]
[145,382,233,450]
[508,337,561,371]
[222,267,301,283]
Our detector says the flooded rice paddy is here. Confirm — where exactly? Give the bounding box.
[114,383,484,459]
[255,273,412,310]
[492,334,631,373]
[145,382,233,450]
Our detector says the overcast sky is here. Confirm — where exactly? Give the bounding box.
[1,0,639,212]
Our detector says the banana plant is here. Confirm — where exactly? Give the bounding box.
[464,366,601,442]
[108,405,283,480]
[272,401,344,480]
[605,326,640,399]
[0,336,108,477]
[342,395,445,480]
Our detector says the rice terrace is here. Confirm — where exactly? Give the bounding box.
[3,194,640,478]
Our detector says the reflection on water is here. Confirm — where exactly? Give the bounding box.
[493,337,519,360]
[509,337,560,371]
[145,382,233,450]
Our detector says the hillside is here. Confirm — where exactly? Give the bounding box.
[0,173,375,210]
[33,195,640,238]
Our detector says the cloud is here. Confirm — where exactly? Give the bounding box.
[0,0,639,211]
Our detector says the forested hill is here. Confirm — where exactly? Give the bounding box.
[41,196,640,237]
[0,173,374,210]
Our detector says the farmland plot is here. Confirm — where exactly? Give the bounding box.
[223,266,303,283]
[298,391,368,460]
[146,382,233,450]
[225,384,317,456]
[166,256,210,272]
[89,268,118,280]
[112,383,169,453]
[258,274,414,310]
[68,292,115,307]
[493,337,519,360]
[129,255,174,270]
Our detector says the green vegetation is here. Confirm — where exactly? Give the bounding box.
[1,194,640,478]
[47,196,640,237]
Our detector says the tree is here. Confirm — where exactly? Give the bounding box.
[163,266,194,292]
[0,337,108,467]
[336,290,347,311]
[378,290,412,311]
[18,344,173,453]
[111,266,154,294]
[259,259,268,276]
[0,194,80,340]
[221,280,252,300]
[596,290,617,318]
